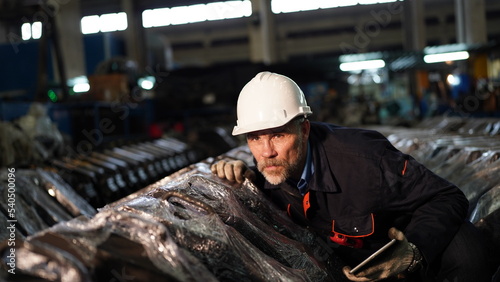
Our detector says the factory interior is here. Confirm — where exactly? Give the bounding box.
[1,0,500,280]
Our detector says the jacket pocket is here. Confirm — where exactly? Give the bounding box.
[332,213,374,237]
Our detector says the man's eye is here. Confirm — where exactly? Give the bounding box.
[273,134,284,139]
[247,136,259,141]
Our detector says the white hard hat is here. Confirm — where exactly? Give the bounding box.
[232,71,312,136]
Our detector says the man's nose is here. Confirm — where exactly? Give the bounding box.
[261,139,277,158]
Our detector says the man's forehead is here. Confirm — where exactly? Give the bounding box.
[247,124,291,136]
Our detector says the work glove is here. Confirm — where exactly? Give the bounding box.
[342,227,421,281]
[210,160,256,184]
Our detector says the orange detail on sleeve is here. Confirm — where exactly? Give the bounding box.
[402,159,408,175]
[303,192,310,218]
[287,204,291,217]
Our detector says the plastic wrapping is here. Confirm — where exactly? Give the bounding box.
[36,169,98,218]
[1,239,92,282]
[116,192,316,281]
[380,125,500,216]
[2,155,345,281]
[453,159,500,215]
[0,213,24,242]
[2,209,218,282]
[470,184,500,224]
[0,169,96,238]
[6,170,73,223]
[0,173,50,236]
[2,116,499,281]
[116,167,336,281]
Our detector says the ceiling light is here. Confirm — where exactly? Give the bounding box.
[423,51,469,64]
[339,59,385,72]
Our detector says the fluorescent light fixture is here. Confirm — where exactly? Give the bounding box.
[142,8,171,28]
[81,13,127,34]
[142,1,251,28]
[32,22,42,39]
[170,6,192,25]
[336,0,360,7]
[138,76,156,90]
[339,59,385,72]
[81,15,100,34]
[100,12,127,32]
[339,51,383,63]
[216,1,252,19]
[271,0,397,13]
[21,23,31,40]
[73,83,90,93]
[68,76,90,93]
[423,51,469,64]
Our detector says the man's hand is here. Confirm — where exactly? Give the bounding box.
[210,160,256,184]
[342,227,417,281]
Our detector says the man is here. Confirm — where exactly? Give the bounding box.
[211,71,492,281]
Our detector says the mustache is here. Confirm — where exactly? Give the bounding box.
[257,159,287,170]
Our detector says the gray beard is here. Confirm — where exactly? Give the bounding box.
[257,138,304,185]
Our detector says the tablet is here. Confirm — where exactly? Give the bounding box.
[349,238,397,274]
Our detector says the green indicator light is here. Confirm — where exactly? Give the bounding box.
[47,90,58,102]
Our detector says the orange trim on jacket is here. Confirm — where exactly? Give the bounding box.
[330,213,375,248]
[303,191,311,218]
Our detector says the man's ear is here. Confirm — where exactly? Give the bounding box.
[302,119,310,139]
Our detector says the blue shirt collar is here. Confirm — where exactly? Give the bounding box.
[297,141,314,195]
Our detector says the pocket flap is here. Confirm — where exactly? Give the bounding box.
[332,213,374,237]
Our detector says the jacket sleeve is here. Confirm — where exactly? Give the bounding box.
[379,144,469,265]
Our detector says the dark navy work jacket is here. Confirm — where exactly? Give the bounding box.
[252,122,468,266]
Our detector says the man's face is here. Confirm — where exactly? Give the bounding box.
[246,119,310,185]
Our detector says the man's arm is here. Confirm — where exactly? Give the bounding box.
[380,146,469,265]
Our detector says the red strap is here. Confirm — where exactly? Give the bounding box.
[330,232,364,248]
